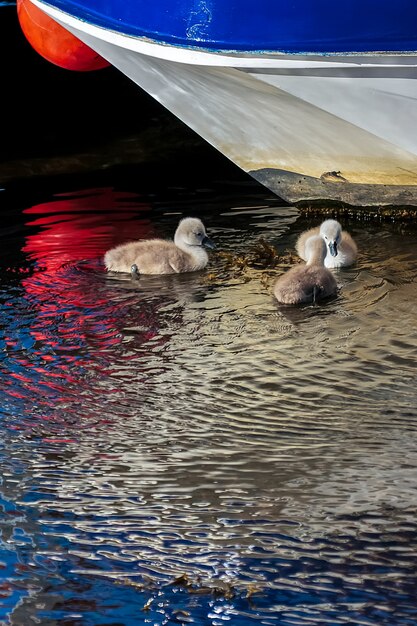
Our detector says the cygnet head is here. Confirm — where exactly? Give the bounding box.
[319,219,342,257]
[305,235,327,266]
[174,217,215,249]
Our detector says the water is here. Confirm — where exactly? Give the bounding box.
[1,166,417,626]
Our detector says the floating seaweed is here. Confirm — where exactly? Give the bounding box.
[171,609,192,623]
[297,203,417,222]
[217,237,281,271]
[141,596,154,612]
[209,237,301,288]
[121,571,263,604]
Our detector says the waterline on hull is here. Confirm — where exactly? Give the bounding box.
[252,167,417,208]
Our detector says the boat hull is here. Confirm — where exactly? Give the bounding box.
[27,0,417,53]
[30,1,417,207]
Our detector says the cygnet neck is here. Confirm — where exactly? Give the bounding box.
[174,233,190,249]
[305,236,327,266]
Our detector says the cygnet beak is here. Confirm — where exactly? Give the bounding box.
[328,241,338,257]
[202,236,216,249]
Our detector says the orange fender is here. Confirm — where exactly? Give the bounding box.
[17,0,110,71]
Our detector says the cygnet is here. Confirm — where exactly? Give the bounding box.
[104,217,215,276]
[296,219,357,268]
[274,235,338,305]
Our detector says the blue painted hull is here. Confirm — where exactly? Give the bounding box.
[34,0,417,53]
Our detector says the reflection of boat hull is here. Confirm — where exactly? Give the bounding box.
[31,0,417,208]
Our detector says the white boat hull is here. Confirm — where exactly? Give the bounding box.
[31,2,417,207]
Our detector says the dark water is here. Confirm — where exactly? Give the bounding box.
[1,167,417,626]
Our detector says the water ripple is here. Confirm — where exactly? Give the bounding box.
[1,187,417,625]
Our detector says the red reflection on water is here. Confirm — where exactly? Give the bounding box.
[23,187,154,270]
[3,186,173,434]
[20,186,156,363]
[19,187,163,363]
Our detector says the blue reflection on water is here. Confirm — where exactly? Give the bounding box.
[0,491,30,619]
